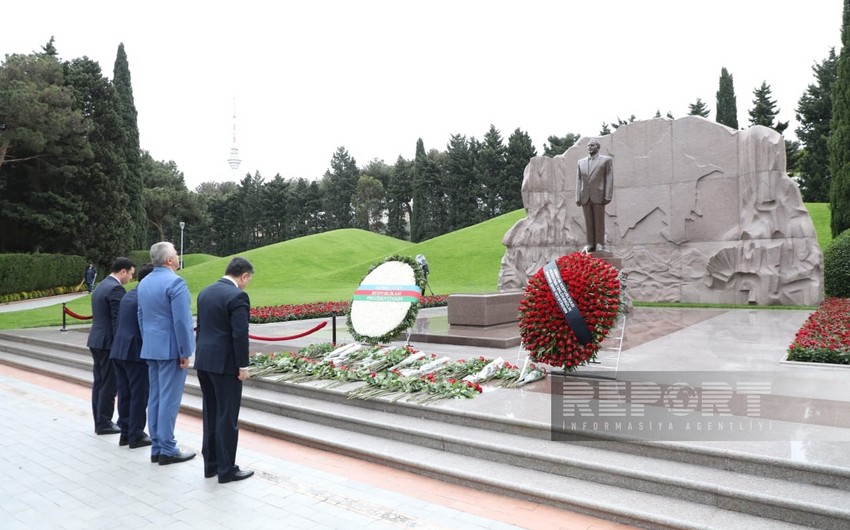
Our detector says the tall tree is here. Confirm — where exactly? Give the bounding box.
[112,43,146,249]
[352,174,385,232]
[830,0,850,237]
[410,139,428,242]
[321,146,359,230]
[476,125,507,217]
[140,152,197,244]
[503,128,537,212]
[688,98,710,117]
[748,81,788,134]
[386,156,412,240]
[715,67,739,129]
[0,46,91,254]
[444,134,477,231]
[543,133,580,157]
[797,48,838,202]
[65,56,135,265]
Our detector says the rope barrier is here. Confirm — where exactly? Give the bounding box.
[60,301,327,341]
[248,320,327,341]
[63,306,92,320]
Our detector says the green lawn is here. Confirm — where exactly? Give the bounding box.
[0,204,829,330]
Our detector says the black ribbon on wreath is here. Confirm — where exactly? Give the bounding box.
[542,260,592,345]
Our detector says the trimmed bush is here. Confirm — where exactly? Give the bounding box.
[824,229,850,298]
[0,254,87,296]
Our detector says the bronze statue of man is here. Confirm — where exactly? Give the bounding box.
[576,138,613,252]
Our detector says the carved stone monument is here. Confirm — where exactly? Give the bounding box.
[499,117,823,306]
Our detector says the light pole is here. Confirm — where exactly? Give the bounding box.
[179,221,185,270]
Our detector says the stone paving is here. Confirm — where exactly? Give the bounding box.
[0,364,633,530]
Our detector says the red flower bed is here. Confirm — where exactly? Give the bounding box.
[787,297,850,364]
[251,295,448,324]
[519,253,620,371]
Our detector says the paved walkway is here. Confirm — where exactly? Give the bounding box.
[0,292,88,313]
[0,363,633,530]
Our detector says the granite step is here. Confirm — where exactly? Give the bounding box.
[1,334,849,529]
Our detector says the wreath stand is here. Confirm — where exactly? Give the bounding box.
[516,312,627,381]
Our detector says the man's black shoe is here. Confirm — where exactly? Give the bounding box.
[218,468,254,484]
[119,435,129,446]
[151,455,159,463]
[129,435,152,449]
[96,424,121,435]
[158,449,196,465]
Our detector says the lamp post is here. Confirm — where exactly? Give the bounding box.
[179,221,185,270]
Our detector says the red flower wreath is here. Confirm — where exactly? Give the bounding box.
[519,253,621,371]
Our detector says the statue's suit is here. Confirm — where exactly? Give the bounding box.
[576,153,614,249]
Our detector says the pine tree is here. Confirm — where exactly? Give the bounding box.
[321,146,359,230]
[476,125,507,217]
[797,49,838,202]
[715,67,739,129]
[543,133,580,157]
[503,128,537,212]
[748,81,788,134]
[444,134,477,231]
[688,98,710,117]
[113,43,146,249]
[829,0,850,237]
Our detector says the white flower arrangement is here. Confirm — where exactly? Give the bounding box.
[346,255,427,344]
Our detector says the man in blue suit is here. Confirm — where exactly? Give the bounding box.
[110,263,154,448]
[195,257,254,483]
[138,242,196,465]
[87,257,135,434]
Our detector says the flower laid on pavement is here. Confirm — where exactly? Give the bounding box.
[248,343,546,403]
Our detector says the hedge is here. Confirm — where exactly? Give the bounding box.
[0,253,87,296]
[824,229,850,298]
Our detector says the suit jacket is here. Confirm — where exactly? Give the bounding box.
[137,266,195,361]
[194,278,251,375]
[109,288,143,362]
[86,275,126,350]
[576,154,614,205]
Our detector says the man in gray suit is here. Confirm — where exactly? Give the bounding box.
[576,138,614,252]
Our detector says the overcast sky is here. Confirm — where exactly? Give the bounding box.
[2,1,845,189]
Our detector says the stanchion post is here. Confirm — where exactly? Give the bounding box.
[332,315,337,345]
[61,303,67,332]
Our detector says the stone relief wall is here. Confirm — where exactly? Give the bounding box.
[498,116,823,306]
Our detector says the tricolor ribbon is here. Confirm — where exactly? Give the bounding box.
[542,260,592,345]
[353,284,421,303]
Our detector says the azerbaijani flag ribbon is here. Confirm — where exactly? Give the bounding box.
[353,284,421,303]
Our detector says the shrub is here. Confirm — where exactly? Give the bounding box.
[0,254,87,296]
[824,229,850,298]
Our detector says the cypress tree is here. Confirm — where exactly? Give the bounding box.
[829,0,850,237]
[715,67,739,129]
[113,43,146,249]
[410,139,427,242]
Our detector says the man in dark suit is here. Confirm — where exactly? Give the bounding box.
[576,138,614,252]
[86,257,135,434]
[110,263,154,448]
[194,257,255,483]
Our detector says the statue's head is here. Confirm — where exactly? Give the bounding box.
[587,138,600,155]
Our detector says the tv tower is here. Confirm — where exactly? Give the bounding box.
[227,98,242,171]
